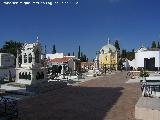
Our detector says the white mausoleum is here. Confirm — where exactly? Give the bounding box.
[16,38,46,85]
[129,46,160,71]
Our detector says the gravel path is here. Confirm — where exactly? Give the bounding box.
[18,71,141,120]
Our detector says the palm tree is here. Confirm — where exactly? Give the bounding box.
[0,40,23,65]
[0,40,23,57]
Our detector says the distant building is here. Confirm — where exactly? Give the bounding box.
[98,38,118,70]
[46,53,64,59]
[128,46,160,71]
[46,53,81,75]
[81,62,94,71]
[0,53,15,68]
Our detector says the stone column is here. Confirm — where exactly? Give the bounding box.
[32,52,35,66]
[22,51,24,65]
[61,64,64,75]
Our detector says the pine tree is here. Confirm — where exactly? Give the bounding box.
[114,40,120,51]
[72,52,74,56]
[78,45,81,59]
[86,58,88,62]
[157,42,160,49]
[131,49,135,60]
[45,45,47,54]
[121,49,127,58]
[68,52,70,56]
[52,44,56,54]
[151,41,157,48]
[0,40,23,65]
[80,52,83,61]
[83,54,87,62]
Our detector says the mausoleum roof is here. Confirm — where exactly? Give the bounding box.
[136,46,148,53]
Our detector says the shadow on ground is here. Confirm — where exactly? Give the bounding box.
[18,86,123,120]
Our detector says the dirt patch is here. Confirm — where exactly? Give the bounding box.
[18,72,141,120]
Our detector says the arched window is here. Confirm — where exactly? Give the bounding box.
[109,48,112,53]
[22,72,25,79]
[28,53,32,63]
[101,49,104,54]
[24,53,27,63]
[19,72,22,79]
[28,72,31,80]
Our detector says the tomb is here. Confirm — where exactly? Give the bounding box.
[16,37,47,85]
[135,74,160,120]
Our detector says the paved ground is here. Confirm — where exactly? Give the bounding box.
[18,71,141,120]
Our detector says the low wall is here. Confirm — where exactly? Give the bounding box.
[135,97,160,120]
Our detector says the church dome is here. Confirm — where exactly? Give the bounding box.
[100,44,117,53]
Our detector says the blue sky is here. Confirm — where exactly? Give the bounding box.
[0,0,160,59]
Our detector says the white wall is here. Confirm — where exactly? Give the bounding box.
[128,59,136,68]
[46,53,64,59]
[135,51,160,68]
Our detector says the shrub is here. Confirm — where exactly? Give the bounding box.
[139,69,149,77]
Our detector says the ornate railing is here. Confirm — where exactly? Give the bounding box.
[140,79,160,97]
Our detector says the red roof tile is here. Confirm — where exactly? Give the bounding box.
[47,57,71,63]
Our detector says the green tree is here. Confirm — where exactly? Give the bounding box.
[0,40,23,65]
[126,50,135,60]
[78,45,81,59]
[52,44,56,54]
[80,52,83,61]
[131,49,135,59]
[44,45,47,54]
[114,40,120,50]
[157,42,160,49]
[79,52,88,62]
[68,52,70,56]
[86,58,88,62]
[0,40,23,58]
[83,54,87,62]
[151,41,157,48]
[121,49,127,58]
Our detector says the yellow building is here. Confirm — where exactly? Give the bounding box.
[99,39,118,70]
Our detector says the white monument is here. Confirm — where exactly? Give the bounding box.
[16,37,46,85]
